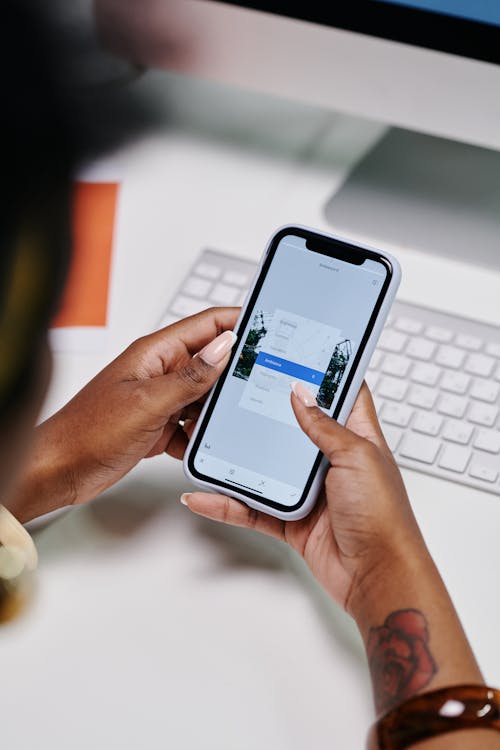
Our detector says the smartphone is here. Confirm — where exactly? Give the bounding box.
[184,225,401,520]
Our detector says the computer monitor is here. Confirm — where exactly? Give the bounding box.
[119,0,500,150]
[97,0,500,266]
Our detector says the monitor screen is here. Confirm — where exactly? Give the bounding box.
[219,2,500,65]
[377,1,500,26]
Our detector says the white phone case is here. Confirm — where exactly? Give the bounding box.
[183,224,401,520]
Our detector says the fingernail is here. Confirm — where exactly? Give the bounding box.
[180,493,191,506]
[290,381,317,407]
[198,330,237,366]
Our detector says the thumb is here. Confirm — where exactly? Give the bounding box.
[146,330,237,416]
[290,381,361,463]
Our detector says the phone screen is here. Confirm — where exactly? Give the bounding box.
[188,229,391,512]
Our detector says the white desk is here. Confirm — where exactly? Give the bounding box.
[2,71,500,749]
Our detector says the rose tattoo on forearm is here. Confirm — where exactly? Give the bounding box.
[368,609,437,715]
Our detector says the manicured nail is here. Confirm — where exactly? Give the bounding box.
[290,381,317,407]
[180,493,191,506]
[198,330,237,365]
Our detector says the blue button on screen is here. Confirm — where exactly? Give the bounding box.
[255,352,325,385]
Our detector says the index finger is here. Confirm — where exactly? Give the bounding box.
[159,306,240,355]
[291,393,360,464]
[345,382,391,454]
[290,383,391,462]
[130,307,240,374]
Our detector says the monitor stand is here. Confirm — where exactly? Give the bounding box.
[324,128,500,271]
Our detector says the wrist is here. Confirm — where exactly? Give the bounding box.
[346,535,484,716]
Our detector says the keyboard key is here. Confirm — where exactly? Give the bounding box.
[196,262,221,279]
[464,353,495,378]
[378,330,408,353]
[183,277,212,298]
[437,394,468,419]
[469,464,498,483]
[406,337,436,361]
[236,289,248,306]
[485,341,500,358]
[412,412,443,436]
[425,325,453,343]
[400,434,440,464]
[440,371,470,395]
[495,364,500,382]
[407,385,438,410]
[369,350,383,370]
[435,345,466,370]
[373,396,384,414]
[381,354,411,378]
[455,333,483,351]
[365,370,380,392]
[171,295,209,318]
[395,316,423,334]
[381,425,404,453]
[438,445,471,473]
[411,363,441,386]
[209,283,240,305]
[378,376,408,402]
[467,402,498,427]
[381,403,413,427]
[442,420,473,445]
[470,379,499,403]
[222,269,250,286]
[473,429,500,454]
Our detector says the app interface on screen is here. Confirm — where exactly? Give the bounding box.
[194,234,388,506]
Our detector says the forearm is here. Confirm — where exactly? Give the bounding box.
[350,543,482,706]
[7,416,77,523]
[349,542,500,748]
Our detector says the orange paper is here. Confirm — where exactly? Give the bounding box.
[52,181,119,328]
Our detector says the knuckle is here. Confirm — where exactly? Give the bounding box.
[221,496,232,524]
[177,360,210,391]
[355,439,378,464]
[307,421,324,448]
[129,381,151,411]
[197,305,222,320]
[305,407,327,435]
[246,507,259,530]
[200,306,233,336]
[128,334,148,353]
[123,336,152,366]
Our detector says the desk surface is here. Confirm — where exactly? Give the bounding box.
[2,71,500,749]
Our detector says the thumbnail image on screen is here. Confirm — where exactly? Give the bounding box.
[233,308,352,418]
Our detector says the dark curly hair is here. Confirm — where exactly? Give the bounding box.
[0,1,146,418]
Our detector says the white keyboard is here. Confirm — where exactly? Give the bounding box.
[159,249,500,496]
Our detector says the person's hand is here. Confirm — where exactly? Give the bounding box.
[181,382,427,614]
[11,308,238,521]
[183,381,488,728]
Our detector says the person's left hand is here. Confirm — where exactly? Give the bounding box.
[11,308,238,522]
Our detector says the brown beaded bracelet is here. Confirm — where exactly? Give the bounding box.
[367,685,500,750]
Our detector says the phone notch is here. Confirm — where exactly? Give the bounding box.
[306,237,366,265]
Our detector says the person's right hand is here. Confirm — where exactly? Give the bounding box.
[181,382,427,614]
[183,382,489,730]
